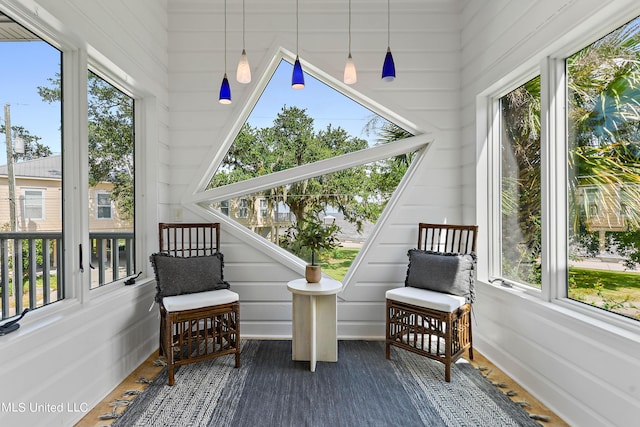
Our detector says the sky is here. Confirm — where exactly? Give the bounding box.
[245,60,384,145]
[0,40,61,165]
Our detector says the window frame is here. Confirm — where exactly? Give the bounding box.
[483,37,640,331]
[22,188,45,221]
[95,191,113,220]
[237,198,249,219]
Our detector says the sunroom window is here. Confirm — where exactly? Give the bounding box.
[498,76,541,288]
[0,13,62,319]
[489,15,640,322]
[566,16,640,320]
[206,57,417,281]
[87,71,135,289]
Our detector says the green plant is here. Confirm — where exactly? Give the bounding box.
[281,213,341,265]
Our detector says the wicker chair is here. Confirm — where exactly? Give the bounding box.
[386,223,478,382]
[152,223,240,385]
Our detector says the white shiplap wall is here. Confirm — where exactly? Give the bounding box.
[462,0,640,426]
[0,1,168,426]
[167,0,466,339]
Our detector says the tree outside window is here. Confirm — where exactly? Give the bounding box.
[566,16,640,319]
[499,76,542,288]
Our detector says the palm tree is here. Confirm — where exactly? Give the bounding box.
[567,16,640,261]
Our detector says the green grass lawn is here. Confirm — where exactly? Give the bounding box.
[569,267,639,319]
[320,247,361,282]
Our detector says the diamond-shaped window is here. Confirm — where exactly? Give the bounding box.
[204,55,423,280]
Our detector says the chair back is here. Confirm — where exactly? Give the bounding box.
[158,223,221,257]
[417,223,477,255]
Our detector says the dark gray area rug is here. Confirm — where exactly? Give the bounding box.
[113,340,541,427]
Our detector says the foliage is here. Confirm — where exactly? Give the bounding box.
[364,116,416,208]
[610,230,640,268]
[0,125,52,161]
[567,19,640,235]
[279,213,340,265]
[38,71,134,221]
[499,76,542,286]
[211,106,414,234]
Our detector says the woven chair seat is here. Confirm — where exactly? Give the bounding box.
[386,287,465,313]
[163,289,239,312]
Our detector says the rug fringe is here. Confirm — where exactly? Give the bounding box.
[530,414,551,422]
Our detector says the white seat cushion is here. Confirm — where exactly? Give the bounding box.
[386,286,466,312]
[162,289,239,312]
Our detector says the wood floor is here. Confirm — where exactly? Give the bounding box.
[75,344,569,427]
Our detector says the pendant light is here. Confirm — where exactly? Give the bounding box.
[343,0,357,84]
[292,0,305,89]
[219,0,232,104]
[381,0,396,82]
[236,0,251,84]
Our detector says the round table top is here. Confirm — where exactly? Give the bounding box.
[287,277,343,295]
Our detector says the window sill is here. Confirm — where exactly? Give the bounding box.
[478,280,640,343]
[0,277,155,344]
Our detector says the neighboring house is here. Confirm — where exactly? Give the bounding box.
[0,155,132,232]
[580,183,636,232]
[580,183,638,251]
[213,196,294,242]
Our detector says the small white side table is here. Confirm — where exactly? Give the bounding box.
[287,277,342,372]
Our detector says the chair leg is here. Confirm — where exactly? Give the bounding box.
[158,314,165,357]
[468,317,474,360]
[168,365,175,386]
[164,312,175,386]
[445,363,451,382]
[235,351,240,368]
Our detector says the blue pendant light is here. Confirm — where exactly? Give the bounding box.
[382,47,395,82]
[292,0,305,89]
[381,0,396,82]
[219,73,231,104]
[219,0,232,104]
[292,56,305,89]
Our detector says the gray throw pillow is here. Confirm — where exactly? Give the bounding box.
[405,249,477,303]
[149,252,230,302]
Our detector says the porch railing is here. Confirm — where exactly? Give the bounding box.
[0,231,135,320]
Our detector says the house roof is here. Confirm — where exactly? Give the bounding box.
[0,155,62,180]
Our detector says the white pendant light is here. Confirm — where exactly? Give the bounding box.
[343,0,357,84]
[219,0,232,104]
[236,0,251,84]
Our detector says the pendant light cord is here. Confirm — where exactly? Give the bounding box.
[348,0,352,55]
[224,0,227,71]
[242,0,246,50]
[387,0,391,49]
[296,0,299,55]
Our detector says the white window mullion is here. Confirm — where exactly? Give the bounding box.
[62,47,90,302]
[487,96,503,281]
[540,56,568,302]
